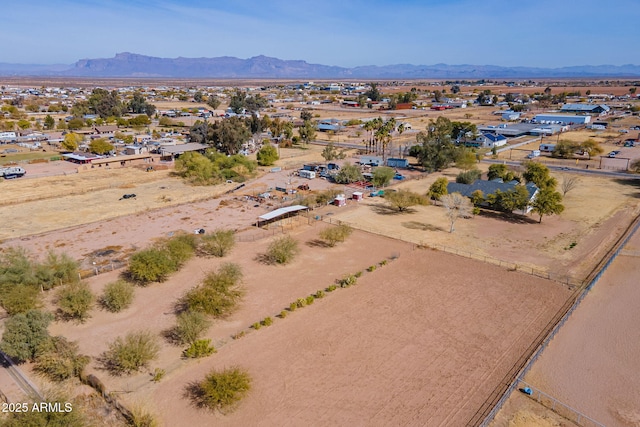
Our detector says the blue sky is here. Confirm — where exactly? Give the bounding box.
[3,0,639,67]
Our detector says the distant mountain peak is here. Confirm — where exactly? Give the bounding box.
[1,53,639,78]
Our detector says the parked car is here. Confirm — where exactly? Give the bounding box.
[608,150,621,158]
[393,173,406,180]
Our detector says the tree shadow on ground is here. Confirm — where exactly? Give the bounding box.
[401,221,445,232]
[477,209,539,225]
[371,205,417,215]
[614,178,640,198]
[306,239,332,248]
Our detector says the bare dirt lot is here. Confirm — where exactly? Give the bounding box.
[30,224,571,427]
[492,229,640,427]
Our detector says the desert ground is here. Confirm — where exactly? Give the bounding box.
[491,225,640,427]
[2,89,640,424]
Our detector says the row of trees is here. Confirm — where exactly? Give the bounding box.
[175,150,258,185]
[70,89,156,119]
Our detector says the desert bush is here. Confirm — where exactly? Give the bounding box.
[232,331,246,340]
[198,229,236,257]
[265,235,299,265]
[174,310,212,345]
[0,284,40,315]
[367,265,376,272]
[183,339,216,359]
[305,296,315,305]
[164,233,197,266]
[152,368,166,382]
[318,224,353,247]
[295,298,306,308]
[252,322,261,330]
[379,260,388,266]
[279,310,288,318]
[128,247,177,283]
[338,274,357,288]
[189,367,252,411]
[129,405,159,427]
[103,330,160,375]
[34,336,89,381]
[326,284,337,292]
[101,280,135,312]
[181,263,244,317]
[455,169,482,184]
[288,302,297,311]
[354,271,363,278]
[261,317,273,326]
[0,310,53,362]
[37,251,80,290]
[314,290,325,299]
[56,282,94,322]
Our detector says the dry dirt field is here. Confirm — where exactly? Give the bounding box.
[328,170,640,282]
[1,131,639,425]
[31,225,571,427]
[491,228,640,427]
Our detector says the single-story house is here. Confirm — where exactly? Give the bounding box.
[447,180,539,214]
[477,133,508,149]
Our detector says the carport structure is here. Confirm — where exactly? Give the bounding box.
[257,205,309,228]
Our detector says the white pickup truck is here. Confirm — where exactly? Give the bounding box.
[0,166,26,179]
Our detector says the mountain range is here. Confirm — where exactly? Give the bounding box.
[1,52,640,79]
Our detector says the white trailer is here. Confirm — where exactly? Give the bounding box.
[299,170,316,179]
[0,166,26,179]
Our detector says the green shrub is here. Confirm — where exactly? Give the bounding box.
[56,282,94,322]
[152,368,166,382]
[128,247,176,283]
[296,298,306,308]
[129,405,159,427]
[326,284,337,292]
[314,290,325,299]
[338,274,357,288]
[232,331,246,340]
[0,310,53,362]
[34,336,89,381]
[37,251,80,290]
[288,302,297,311]
[265,235,299,265]
[164,233,197,266]
[174,310,212,345]
[181,263,244,317]
[198,229,236,257]
[103,330,160,375]
[183,339,216,358]
[261,317,273,326]
[379,260,388,266]
[252,322,261,330]
[101,280,134,312]
[189,367,252,411]
[367,265,376,272]
[279,310,288,318]
[318,224,354,247]
[0,284,40,315]
[354,271,363,278]
[305,296,315,305]
[256,144,279,166]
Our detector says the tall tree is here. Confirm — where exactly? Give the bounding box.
[580,138,603,160]
[440,192,472,232]
[210,117,251,155]
[44,114,55,130]
[298,120,316,144]
[88,88,123,118]
[523,162,556,189]
[416,117,457,172]
[531,188,564,223]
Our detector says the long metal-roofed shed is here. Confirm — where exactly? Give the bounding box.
[257,205,309,228]
[160,143,208,160]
